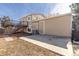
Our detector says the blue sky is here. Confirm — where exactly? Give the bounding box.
[0,3,56,20]
[0,3,70,21]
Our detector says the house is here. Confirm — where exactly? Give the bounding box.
[32,13,71,37]
[19,13,46,33]
[19,13,71,37]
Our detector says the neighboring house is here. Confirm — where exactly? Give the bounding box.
[19,13,46,33]
[20,13,46,25]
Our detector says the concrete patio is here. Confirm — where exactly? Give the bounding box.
[19,35,73,56]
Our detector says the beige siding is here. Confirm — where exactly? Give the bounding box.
[44,14,71,37]
[39,21,44,34]
[32,22,39,30]
[32,14,71,37]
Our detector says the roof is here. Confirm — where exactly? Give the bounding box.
[26,13,46,18]
[20,13,46,20]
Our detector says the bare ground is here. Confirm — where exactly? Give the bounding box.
[0,37,60,56]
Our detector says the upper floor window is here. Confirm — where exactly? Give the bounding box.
[27,16,31,21]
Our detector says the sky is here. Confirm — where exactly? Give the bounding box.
[50,3,71,15]
[0,3,71,21]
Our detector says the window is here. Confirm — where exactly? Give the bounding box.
[27,16,31,21]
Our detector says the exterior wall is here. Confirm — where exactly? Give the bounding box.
[32,14,71,37]
[32,15,45,21]
[20,14,45,29]
[39,21,44,34]
[20,14,45,22]
[44,14,71,37]
[32,22,39,30]
[20,17,28,25]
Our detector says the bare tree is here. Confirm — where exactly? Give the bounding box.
[70,3,79,42]
[1,16,13,28]
[1,16,14,34]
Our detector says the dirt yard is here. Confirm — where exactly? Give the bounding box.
[0,37,60,56]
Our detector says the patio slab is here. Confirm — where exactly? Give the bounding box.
[20,35,72,56]
[26,35,70,49]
